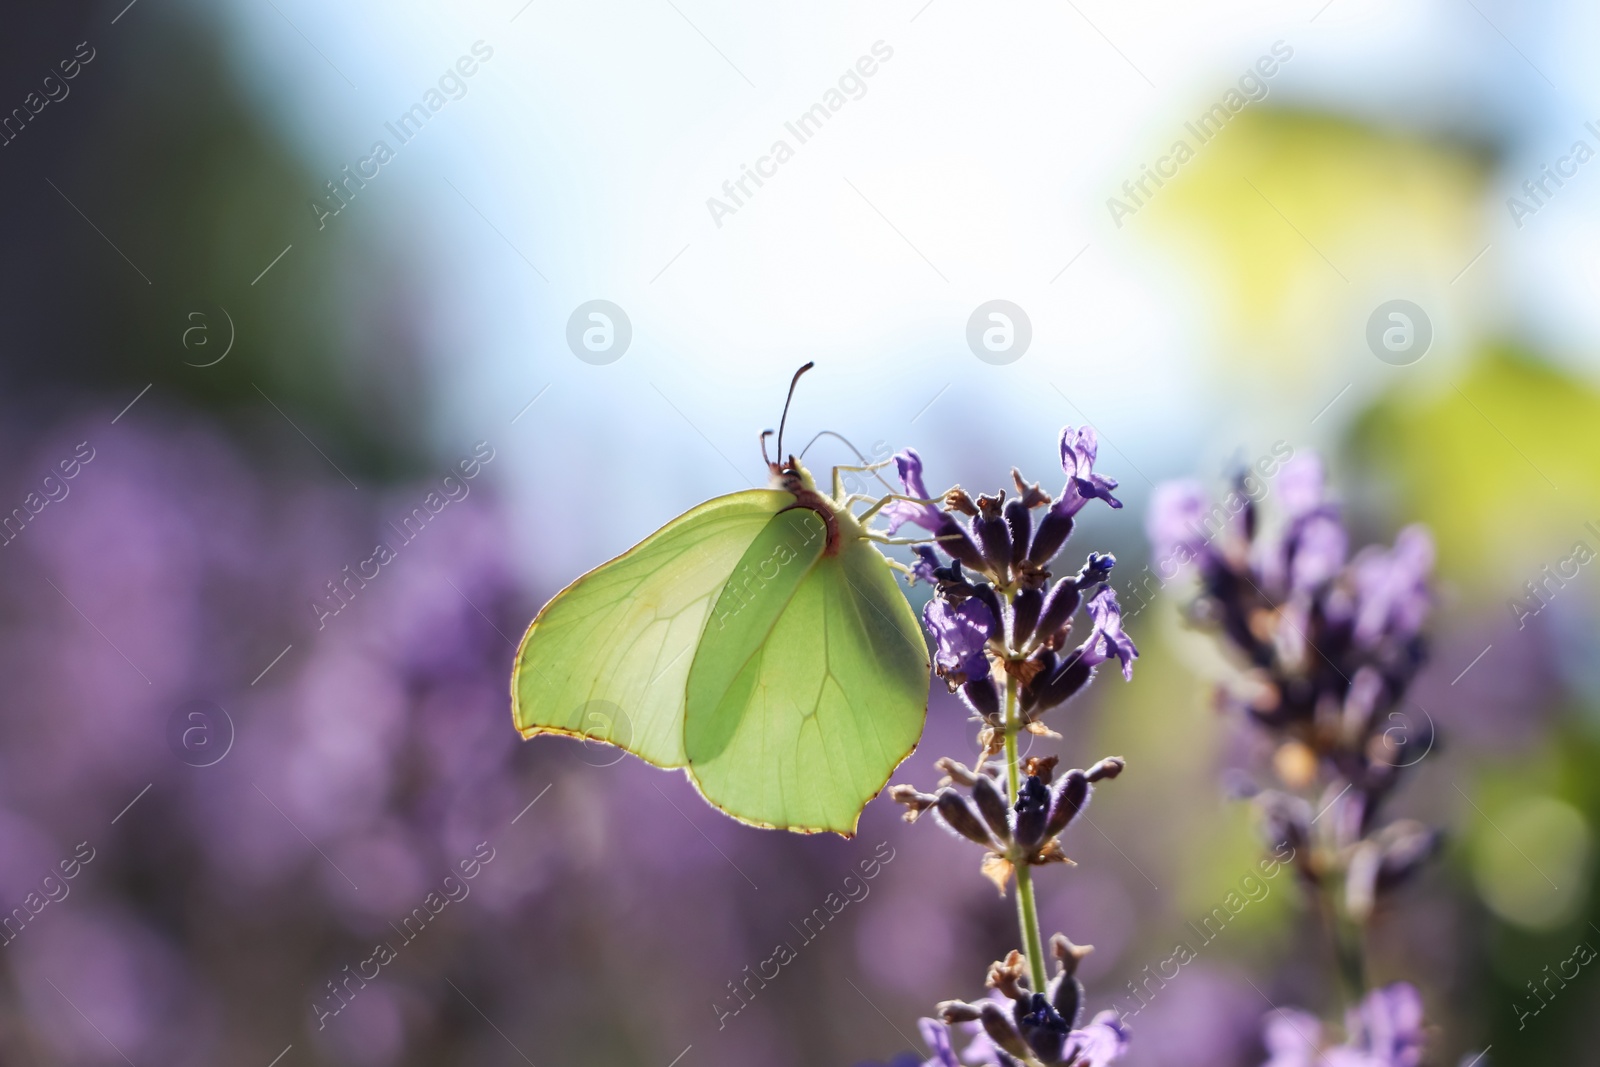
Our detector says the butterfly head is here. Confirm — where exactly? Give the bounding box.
[766,453,818,494]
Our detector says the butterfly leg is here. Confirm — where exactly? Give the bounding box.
[855,493,941,525]
[831,459,897,500]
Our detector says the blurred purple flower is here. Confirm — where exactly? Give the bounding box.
[925,597,996,683]
[1145,479,1214,570]
[1260,983,1424,1067]
[1349,526,1434,648]
[920,1017,962,1067]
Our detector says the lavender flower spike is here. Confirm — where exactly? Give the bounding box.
[925,597,996,684]
[882,449,947,534]
[1074,586,1138,681]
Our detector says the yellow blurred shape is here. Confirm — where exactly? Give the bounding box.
[1355,349,1600,589]
[1141,109,1488,376]
[1470,794,1592,931]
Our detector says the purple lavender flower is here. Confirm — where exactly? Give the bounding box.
[1259,984,1424,1067]
[883,449,946,534]
[909,545,941,586]
[1063,1011,1132,1066]
[919,1017,962,1067]
[1145,479,1214,571]
[925,597,996,683]
[1072,587,1138,681]
[1289,514,1348,594]
[1055,427,1123,517]
[1348,526,1433,649]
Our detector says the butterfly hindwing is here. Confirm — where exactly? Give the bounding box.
[511,490,789,768]
[684,510,930,835]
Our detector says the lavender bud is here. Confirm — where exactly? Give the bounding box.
[936,517,987,572]
[1085,757,1125,782]
[979,1002,1029,1059]
[1376,822,1440,891]
[1034,581,1082,649]
[975,494,1012,580]
[1004,498,1032,567]
[1028,509,1074,566]
[1015,993,1069,1063]
[935,789,994,846]
[1031,656,1091,713]
[1011,586,1043,648]
[1048,973,1085,1027]
[1044,769,1090,839]
[961,676,1001,721]
[1013,775,1050,851]
[970,774,1013,844]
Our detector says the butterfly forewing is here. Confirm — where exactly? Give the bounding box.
[511,490,788,768]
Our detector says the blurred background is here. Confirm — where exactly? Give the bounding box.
[1,0,1597,1063]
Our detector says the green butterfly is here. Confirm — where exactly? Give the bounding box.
[511,365,932,836]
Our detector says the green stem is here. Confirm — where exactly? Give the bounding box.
[1004,671,1049,993]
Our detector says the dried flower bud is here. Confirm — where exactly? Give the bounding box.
[1013,775,1051,851]
[943,488,979,516]
[936,1000,983,1024]
[1044,770,1090,839]
[987,950,1031,1000]
[1049,932,1094,976]
[970,774,1013,844]
[1085,757,1125,783]
[936,789,995,847]
[889,784,938,822]
[1012,468,1052,509]
[1023,755,1059,785]
[935,757,982,787]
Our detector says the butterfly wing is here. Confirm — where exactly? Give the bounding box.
[512,489,789,768]
[684,508,930,835]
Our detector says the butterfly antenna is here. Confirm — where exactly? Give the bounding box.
[760,429,776,468]
[775,361,815,463]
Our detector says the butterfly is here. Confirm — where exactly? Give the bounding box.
[511,364,933,836]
